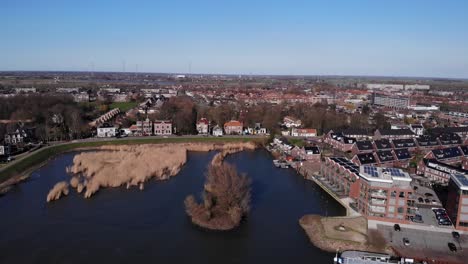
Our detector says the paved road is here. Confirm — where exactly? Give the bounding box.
[378,223,467,263]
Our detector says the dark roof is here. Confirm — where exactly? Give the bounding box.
[417,135,440,147]
[394,148,411,160]
[438,133,462,145]
[374,139,392,150]
[376,150,395,162]
[411,124,423,129]
[431,147,462,160]
[343,137,356,144]
[430,127,468,135]
[304,146,320,155]
[355,153,377,165]
[355,140,374,151]
[392,138,416,148]
[339,128,369,136]
[329,157,360,175]
[460,145,468,156]
[377,129,415,136]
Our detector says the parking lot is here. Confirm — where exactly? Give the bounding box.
[377,223,468,263]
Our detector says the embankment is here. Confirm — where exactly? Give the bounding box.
[299,214,394,254]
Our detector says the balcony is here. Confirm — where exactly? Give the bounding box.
[369,205,386,214]
[370,191,387,199]
[370,198,387,206]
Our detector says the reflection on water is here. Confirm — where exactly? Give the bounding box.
[0,149,344,264]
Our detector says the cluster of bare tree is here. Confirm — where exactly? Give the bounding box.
[185,163,251,230]
[158,96,198,134]
[0,95,91,142]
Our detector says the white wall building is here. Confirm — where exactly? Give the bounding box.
[97,125,117,138]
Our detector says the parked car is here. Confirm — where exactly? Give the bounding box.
[394,224,401,231]
[403,238,410,246]
[448,242,457,252]
[410,216,423,223]
[0,156,13,163]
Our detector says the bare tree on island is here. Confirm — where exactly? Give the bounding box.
[185,163,252,231]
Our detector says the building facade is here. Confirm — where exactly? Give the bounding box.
[153,120,172,135]
[196,118,209,135]
[446,173,468,231]
[372,93,410,109]
[224,120,243,135]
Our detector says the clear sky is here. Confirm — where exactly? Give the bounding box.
[1,0,468,78]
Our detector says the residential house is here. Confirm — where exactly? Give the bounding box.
[292,146,321,161]
[416,135,440,149]
[410,124,424,136]
[374,139,393,151]
[375,150,396,166]
[136,118,153,136]
[393,148,412,168]
[212,125,223,137]
[0,145,10,156]
[196,118,209,135]
[339,129,370,140]
[374,129,415,140]
[417,158,467,184]
[424,146,463,165]
[291,128,317,137]
[224,120,243,135]
[431,127,468,140]
[246,123,268,135]
[437,133,462,146]
[391,139,417,151]
[153,120,172,135]
[352,140,374,155]
[283,116,302,128]
[324,131,356,152]
[97,123,117,138]
[351,153,378,166]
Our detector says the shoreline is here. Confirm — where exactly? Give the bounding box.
[0,137,266,196]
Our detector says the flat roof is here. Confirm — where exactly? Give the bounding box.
[360,165,411,183]
[451,173,468,191]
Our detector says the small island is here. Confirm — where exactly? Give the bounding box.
[184,162,252,231]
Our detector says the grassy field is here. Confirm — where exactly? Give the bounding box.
[0,137,266,184]
[110,102,138,112]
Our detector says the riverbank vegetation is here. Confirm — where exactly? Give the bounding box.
[36,141,257,201]
[0,137,264,191]
[185,163,251,231]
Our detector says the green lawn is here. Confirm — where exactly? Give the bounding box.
[110,102,139,112]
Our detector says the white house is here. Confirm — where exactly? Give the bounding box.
[97,124,117,138]
[0,145,5,156]
[154,120,172,135]
[212,125,223,137]
[196,118,209,135]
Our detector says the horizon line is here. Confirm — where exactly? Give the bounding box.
[0,69,467,81]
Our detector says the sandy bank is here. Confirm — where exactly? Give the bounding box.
[46,141,257,202]
[299,214,394,254]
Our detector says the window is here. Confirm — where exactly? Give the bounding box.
[397,207,404,214]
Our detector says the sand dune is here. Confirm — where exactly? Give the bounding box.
[46,142,256,202]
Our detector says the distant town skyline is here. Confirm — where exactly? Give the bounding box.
[2,0,468,78]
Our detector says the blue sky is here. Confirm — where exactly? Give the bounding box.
[1,0,468,78]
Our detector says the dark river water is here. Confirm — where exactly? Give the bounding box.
[0,149,345,264]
